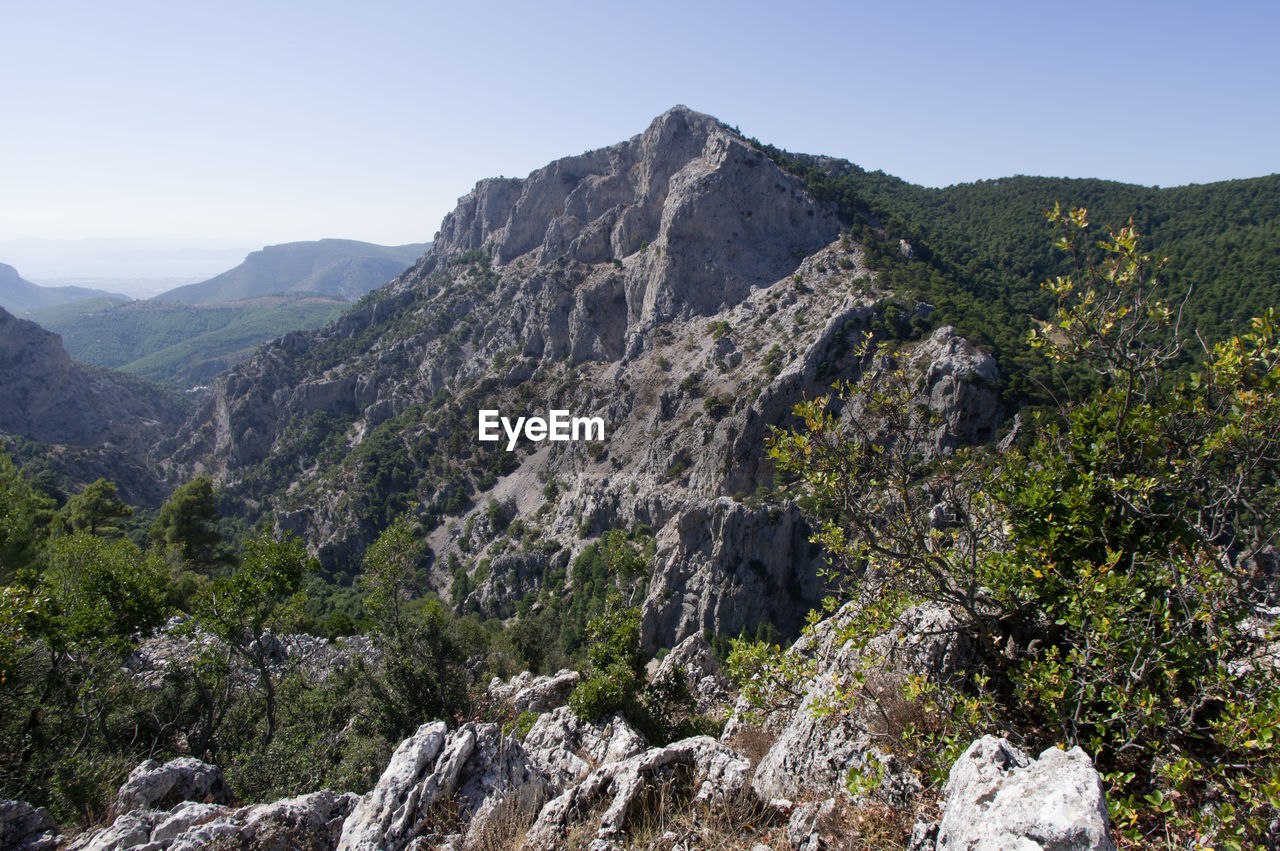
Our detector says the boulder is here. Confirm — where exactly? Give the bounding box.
[115,757,231,815]
[337,721,547,851]
[0,799,58,851]
[926,736,1115,851]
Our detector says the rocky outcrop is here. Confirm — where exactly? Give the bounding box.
[153,107,1004,667]
[66,791,357,851]
[640,499,825,653]
[652,632,733,714]
[0,800,58,851]
[522,707,647,790]
[114,757,231,815]
[741,602,971,804]
[337,721,547,851]
[429,106,840,330]
[914,736,1115,851]
[523,735,752,850]
[913,326,1002,454]
[487,668,580,714]
[125,617,380,687]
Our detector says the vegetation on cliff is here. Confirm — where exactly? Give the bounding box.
[749,207,1280,848]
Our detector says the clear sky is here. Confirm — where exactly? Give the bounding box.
[2,0,1277,248]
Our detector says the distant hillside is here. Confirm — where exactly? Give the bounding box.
[749,145,1280,403]
[0,305,187,504]
[31,294,350,387]
[153,239,430,304]
[0,262,129,314]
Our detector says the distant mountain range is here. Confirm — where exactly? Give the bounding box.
[0,263,129,314]
[152,239,430,304]
[13,239,431,387]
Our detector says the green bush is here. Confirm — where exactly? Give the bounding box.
[765,208,1280,848]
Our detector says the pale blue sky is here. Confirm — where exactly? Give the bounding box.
[2,0,1277,247]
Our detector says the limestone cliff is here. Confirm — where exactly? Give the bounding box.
[155,107,1004,648]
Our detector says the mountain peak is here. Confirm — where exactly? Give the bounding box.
[426,108,838,329]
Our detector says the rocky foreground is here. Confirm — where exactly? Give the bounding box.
[3,608,1116,851]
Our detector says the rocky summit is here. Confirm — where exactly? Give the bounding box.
[155,106,1002,651]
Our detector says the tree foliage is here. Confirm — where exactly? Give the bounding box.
[193,533,314,751]
[150,475,224,568]
[61,479,133,539]
[762,208,1280,848]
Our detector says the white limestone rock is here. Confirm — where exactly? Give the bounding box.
[930,736,1115,851]
[488,668,581,713]
[337,721,547,851]
[652,632,733,714]
[523,736,751,850]
[522,706,647,790]
[65,792,357,851]
[114,757,231,815]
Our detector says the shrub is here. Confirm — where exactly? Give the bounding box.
[765,207,1280,847]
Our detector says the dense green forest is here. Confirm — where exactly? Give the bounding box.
[753,142,1280,404]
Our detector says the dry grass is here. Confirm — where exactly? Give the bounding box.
[415,792,463,847]
[814,797,913,851]
[724,723,777,767]
[624,791,786,850]
[469,791,543,851]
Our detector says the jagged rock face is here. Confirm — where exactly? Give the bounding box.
[652,632,733,714]
[337,721,547,851]
[919,736,1116,851]
[914,326,1002,453]
[521,707,647,790]
[428,105,840,331]
[640,498,825,652]
[741,602,972,803]
[0,307,183,463]
[156,107,1004,657]
[522,735,753,851]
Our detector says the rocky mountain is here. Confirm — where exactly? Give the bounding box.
[9,106,1276,850]
[153,239,431,304]
[0,262,128,315]
[0,306,187,503]
[156,106,1003,650]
